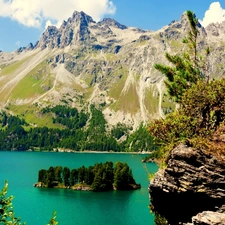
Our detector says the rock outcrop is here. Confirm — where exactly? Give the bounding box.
[149,143,225,225]
[185,209,225,225]
[38,11,96,49]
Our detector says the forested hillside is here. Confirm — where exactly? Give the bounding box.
[0,105,156,152]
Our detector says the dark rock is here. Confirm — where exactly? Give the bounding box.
[114,45,121,54]
[149,143,225,225]
[26,43,34,50]
[138,35,151,42]
[55,54,65,63]
[98,18,127,30]
[17,47,26,53]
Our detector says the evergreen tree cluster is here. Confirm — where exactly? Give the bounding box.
[37,162,140,191]
[0,105,157,152]
[43,105,88,129]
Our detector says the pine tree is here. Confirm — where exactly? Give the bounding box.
[154,10,210,102]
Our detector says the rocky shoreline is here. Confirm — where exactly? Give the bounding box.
[33,181,141,191]
[34,182,93,191]
[149,143,225,225]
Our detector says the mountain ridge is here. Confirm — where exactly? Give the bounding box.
[0,11,225,129]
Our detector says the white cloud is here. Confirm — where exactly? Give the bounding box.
[15,40,20,47]
[45,20,53,29]
[200,2,225,27]
[0,0,116,28]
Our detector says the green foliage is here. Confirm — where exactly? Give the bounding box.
[88,104,106,133]
[154,11,209,102]
[47,212,58,225]
[63,167,70,187]
[0,105,155,153]
[113,162,136,190]
[180,78,225,133]
[148,112,196,146]
[148,10,217,162]
[37,162,139,192]
[0,181,25,225]
[154,213,168,225]
[124,123,157,152]
[0,181,58,225]
[43,105,88,130]
[111,123,130,140]
[148,78,225,160]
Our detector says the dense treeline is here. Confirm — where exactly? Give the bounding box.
[0,105,157,152]
[37,161,140,191]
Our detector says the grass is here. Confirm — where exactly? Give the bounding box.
[83,86,94,102]
[170,39,183,50]
[108,67,128,100]
[9,61,53,99]
[8,104,62,129]
[144,86,159,115]
[82,74,95,87]
[105,53,118,62]
[0,53,37,76]
[110,82,139,115]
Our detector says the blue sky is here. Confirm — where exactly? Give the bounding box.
[0,0,225,52]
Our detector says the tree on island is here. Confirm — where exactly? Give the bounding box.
[36,162,140,191]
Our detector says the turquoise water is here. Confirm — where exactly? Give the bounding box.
[0,151,158,225]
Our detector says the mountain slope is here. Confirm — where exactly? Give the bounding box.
[0,11,225,128]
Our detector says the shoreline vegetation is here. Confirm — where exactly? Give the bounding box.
[34,161,141,192]
[43,149,152,154]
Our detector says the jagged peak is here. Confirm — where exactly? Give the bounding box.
[204,20,225,37]
[69,10,95,25]
[98,18,127,30]
[44,25,59,35]
[180,11,203,28]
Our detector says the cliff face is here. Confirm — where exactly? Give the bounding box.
[149,143,225,225]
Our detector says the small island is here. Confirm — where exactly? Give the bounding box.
[34,161,141,191]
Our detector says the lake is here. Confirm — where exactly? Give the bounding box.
[0,151,158,225]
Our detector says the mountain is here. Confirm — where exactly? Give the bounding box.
[0,11,225,129]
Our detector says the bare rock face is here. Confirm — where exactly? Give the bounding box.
[38,11,96,49]
[149,144,225,225]
[205,21,225,37]
[98,18,127,30]
[185,210,225,225]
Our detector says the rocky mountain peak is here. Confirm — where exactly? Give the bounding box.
[38,25,60,49]
[98,18,127,30]
[71,11,95,25]
[205,21,225,37]
[37,10,96,49]
[161,11,206,42]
